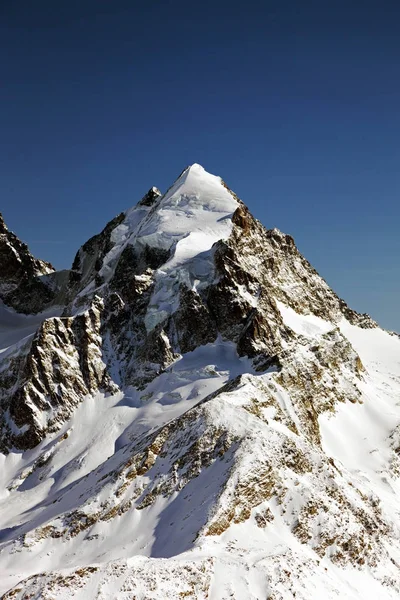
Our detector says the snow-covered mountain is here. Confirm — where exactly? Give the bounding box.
[0,164,399,599]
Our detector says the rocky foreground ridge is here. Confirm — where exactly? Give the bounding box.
[0,165,399,599]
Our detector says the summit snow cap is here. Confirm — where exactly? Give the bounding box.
[164,163,229,204]
[140,163,238,241]
[71,164,240,315]
[138,164,239,331]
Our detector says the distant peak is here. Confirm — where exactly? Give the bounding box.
[0,212,8,234]
[175,163,205,181]
[183,163,207,178]
[187,163,205,171]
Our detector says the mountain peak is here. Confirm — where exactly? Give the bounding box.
[0,212,8,234]
[176,162,205,177]
[186,162,205,172]
[1,165,398,600]
[161,163,235,210]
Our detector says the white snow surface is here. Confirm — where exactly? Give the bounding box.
[276,300,334,338]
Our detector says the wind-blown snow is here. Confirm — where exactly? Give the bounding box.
[0,338,259,594]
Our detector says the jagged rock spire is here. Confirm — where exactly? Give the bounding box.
[138,186,162,207]
[0,212,8,233]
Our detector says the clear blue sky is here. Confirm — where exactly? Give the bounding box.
[1,1,399,331]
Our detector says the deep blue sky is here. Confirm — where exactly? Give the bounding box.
[1,1,399,331]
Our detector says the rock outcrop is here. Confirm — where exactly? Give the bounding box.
[0,212,56,314]
[0,297,117,452]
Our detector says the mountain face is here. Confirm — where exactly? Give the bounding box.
[0,165,399,600]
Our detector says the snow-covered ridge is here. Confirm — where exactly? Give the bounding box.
[137,164,237,257]
[80,164,239,322]
[137,164,238,331]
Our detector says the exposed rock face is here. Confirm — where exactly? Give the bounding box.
[0,212,56,313]
[138,186,162,207]
[1,165,398,600]
[211,200,376,332]
[0,214,53,284]
[0,297,117,452]
[173,286,218,353]
[66,187,162,309]
[68,212,126,300]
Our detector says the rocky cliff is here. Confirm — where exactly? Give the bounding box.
[0,213,57,314]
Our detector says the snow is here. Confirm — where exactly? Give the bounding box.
[319,320,400,523]
[1,314,400,598]
[0,338,260,594]
[275,303,400,504]
[139,164,238,331]
[276,300,334,338]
